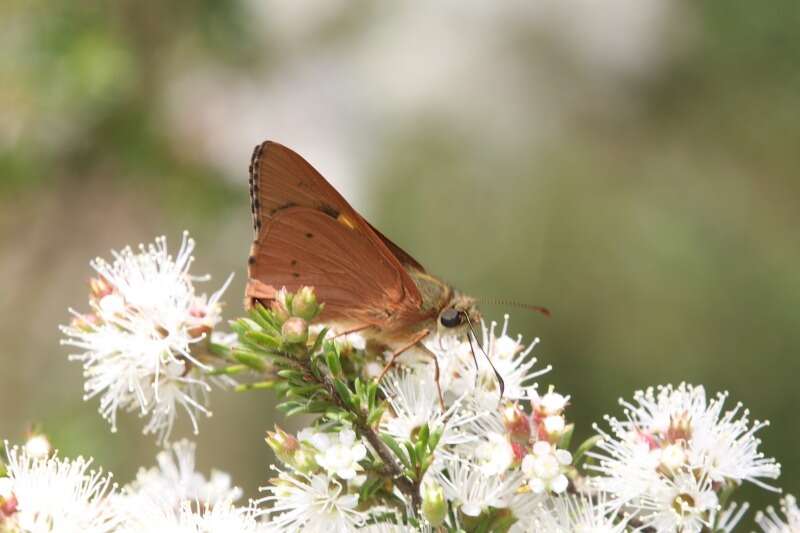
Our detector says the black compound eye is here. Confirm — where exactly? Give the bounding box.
[440,308,462,328]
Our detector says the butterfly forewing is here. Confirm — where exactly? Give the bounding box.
[247,141,427,329]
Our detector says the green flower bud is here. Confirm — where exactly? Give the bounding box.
[265,426,299,466]
[270,299,291,324]
[291,286,321,321]
[281,317,308,344]
[421,480,446,527]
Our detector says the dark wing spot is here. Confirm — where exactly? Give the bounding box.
[248,256,256,266]
[291,259,298,266]
[270,202,297,215]
[305,232,313,238]
[319,203,340,218]
[292,272,300,278]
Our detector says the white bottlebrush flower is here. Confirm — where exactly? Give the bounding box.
[258,469,367,532]
[529,493,627,533]
[61,232,233,442]
[433,458,523,518]
[2,443,119,533]
[124,439,241,510]
[310,429,367,481]
[430,315,550,407]
[521,441,572,495]
[117,498,266,533]
[756,494,800,532]
[590,383,780,513]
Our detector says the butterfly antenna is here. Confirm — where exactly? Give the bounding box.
[480,299,551,317]
[462,313,505,399]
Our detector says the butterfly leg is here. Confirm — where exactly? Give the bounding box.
[427,348,446,411]
[377,329,447,410]
[376,329,431,383]
[332,324,375,339]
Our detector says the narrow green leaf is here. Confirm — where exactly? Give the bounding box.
[244,330,281,349]
[558,423,575,450]
[233,351,267,372]
[206,364,248,376]
[309,327,329,355]
[380,434,412,469]
[333,379,353,408]
[573,435,602,467]
[233,381,275,392]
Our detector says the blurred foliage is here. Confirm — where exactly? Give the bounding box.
[1,0,799,519]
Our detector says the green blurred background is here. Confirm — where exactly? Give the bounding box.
[1,0,798,519]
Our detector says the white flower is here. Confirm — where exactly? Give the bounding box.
[24,435,52,459]
[521,441,572,495]
[312,429,367,480]
[61,232,233,442]
[637,472,719,533]
[589,383,780,513]
[543,415,566,435]
[2,443,119,533]
[433,458,523,518]
[379,369,483,466]
[117,498,266,533]
[537,392,569,416]
[124,439,242,510]
[474,432,515,476]
[430,315,550,407]
[756,494,800,532]
[530,493,627,533]
[258,470,367,532]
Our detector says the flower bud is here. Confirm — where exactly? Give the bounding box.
[89,276,114,301]
[270,299,291,323]
[0,478,16,517]
[281,317,308,344]
[542,415,566,437]
[266,426,300,465]
[421,480,446,527]
[24,434,52,459]
[538,391,568,416]
[291,286,321,321]
[501,404,531,442]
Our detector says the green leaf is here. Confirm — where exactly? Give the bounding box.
[573,435,602,467]
[380,434,412,469]
[244,330,281,349]
[558,423,575,450]
[428,427,443,451]
[333,379,353,408]
[309,327,329,355]
[366,406,385,427]
[206,364,248,376]
[325,349,343,377]
[233,381,275,392]
[232,351,267,372]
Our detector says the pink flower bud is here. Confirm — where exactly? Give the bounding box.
[282,317,308,344]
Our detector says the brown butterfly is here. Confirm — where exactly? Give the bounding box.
[245,141,546,403]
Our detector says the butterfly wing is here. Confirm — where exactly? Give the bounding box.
[247,141,427,328]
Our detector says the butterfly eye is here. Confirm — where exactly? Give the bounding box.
[440,308,462,328]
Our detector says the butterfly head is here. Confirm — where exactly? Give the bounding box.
[436,294,481,339]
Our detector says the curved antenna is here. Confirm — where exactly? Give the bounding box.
[479,299,551,317]
[462,312,505,400]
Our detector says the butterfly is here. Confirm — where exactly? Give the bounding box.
[245,141,546,403]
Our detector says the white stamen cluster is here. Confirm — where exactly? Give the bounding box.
[589,383,780,532]
[60,232,233,442]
